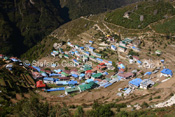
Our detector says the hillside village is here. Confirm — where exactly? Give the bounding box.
[2,1,175,115]
[1,32,174,109]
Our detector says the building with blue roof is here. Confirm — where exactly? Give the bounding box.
[79,73,85,79]
[118,64,125,69]
[108,61,112,65]
[111,45,117,51]
[75,51,81,57]
[132,46,136,49]
[72,74,79,78]
[73,59,78,63]
[124,88,132,96]
[51,63,57,68]
[137,60,142,65]
[85,79,94,83]
[56,81,68,85]
[70,51,75,55]
[80,47,84,50]
[45,87,65,92]
[161,68,173,77]
[89,46,95,51]
[144,72,152,76]
[11,58,19,62]
[96,58,103,63]
[85,51,90,56]
[54,69,62,73]
[129,78,143,88]
[6,64,13,71]
[32,66,41,72]
[132,46,140,51]
[73,59,80,66]
[43,77,54,81]
[43,77,58,84]
[89,40,93,44]
[49,73,61,77]
[68,80,78,85]
[103,72,108,75]
[67,42,71,45]
[41,72,48,77]
[161,60,164,63]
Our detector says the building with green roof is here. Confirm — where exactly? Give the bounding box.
[83,64,92,71]
[155,50,162,55]
[118,45,127,52]
[65,86,79,95]
[91,73,103,80]
[89,56,96,62]
[61,72,69,77]
[64,54,69,59]
[96,53,102,58]
[78,81,98,92]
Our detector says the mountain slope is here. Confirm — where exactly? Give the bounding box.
[21,0,175,61]
[0,0,141,56]
[60,0,141,20]
[105,0,175,29]
[0,0,65,56]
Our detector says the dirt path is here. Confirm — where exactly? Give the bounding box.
[94,24,107,35]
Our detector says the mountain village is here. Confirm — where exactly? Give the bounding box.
[1,34,174,108]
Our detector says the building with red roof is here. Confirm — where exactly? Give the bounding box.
[133,56,139,61]
[32,72,43,79]
[97,63,107,70]
[118,72,134,79]
[85,70,92,74]
[36,80,46,88]
[94,79,102,82]
[118,68,125,73]
[59,77,70,81]
[0,54,4,59]
[118,62,122,65]
[98,63,105,66]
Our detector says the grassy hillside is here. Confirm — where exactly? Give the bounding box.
[151,16,175,34]
[0,60,36,106]
[21,18,95,61]
[60,0,140,20]
[105,1,175,29]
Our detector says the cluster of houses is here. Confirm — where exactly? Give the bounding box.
[0,36,173,97]
[110,38,141,53]
[66,41,114,68]
[30,38,173,96]
[0,54,24,71]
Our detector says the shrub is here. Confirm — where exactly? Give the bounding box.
[154,96,161,99]
[149,97,152,101]
[141,102,149,108]
[170,93,174,96]
[74,106,84,117]
[69,105,76,109]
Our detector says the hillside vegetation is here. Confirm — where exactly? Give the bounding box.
[2,96,175,116]
[0,60,36,107]
[21,18,95,61]
[0,0,64,56]
[21,0,175,61]
[151,16,175,34]
[60,0,140,20]
[105,1,175,29]
[0,0,140,56]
